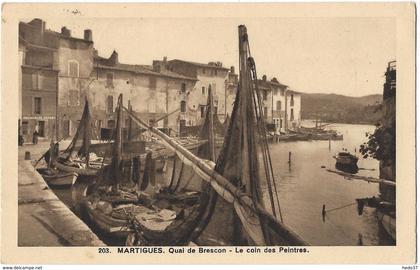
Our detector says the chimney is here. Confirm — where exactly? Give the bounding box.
[262,75,267,82]
[84,29,92,41]
[29,19,45,34]
[61,27,71,37]
[110,50,118,65]
[163,56,167,63]
[230,66,235,74]
[153,60,161,72]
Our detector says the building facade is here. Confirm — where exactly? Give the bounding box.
[19,19,197,140]
[89,53,196,135]
[255,76,301,133]
[165,59,232,125]
[19,19,59,142]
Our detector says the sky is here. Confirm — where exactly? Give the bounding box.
[33,17,395,97]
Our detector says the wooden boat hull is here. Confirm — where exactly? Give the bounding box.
[333,153,358,166]
[37,168,78,188]
[55,161,99,176]
[377,210,396,241]
[83,200,132,240]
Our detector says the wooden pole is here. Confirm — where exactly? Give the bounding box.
[326,169,396,187]
[127,100,132,141]
[288,151,292,164]
[208,85,215,162]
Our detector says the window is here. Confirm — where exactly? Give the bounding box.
[22,121,29,135]
[107,95,113,113]
[200,106,205,118]
[106,73,114,88]
[34,97,42,114]
[180,101,186,113]
[276,101,281,111]
[181,83,186,93]
[202,86,206,95]
[290,94,294,106]
[69,90,80,106]
[68,60,79,77]
[290,108,294,121]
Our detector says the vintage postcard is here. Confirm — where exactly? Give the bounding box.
[1,2,416,265]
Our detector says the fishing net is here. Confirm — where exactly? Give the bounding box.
[62,99,92,162]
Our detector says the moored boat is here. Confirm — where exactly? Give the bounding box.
[333,151,359,166]
[37,168,78,188]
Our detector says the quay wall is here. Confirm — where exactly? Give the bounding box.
[18,144,104,246]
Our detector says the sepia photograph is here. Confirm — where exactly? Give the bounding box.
[1,2,416,265]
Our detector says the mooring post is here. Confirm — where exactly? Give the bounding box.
[288,151,292,164]
[329,139,331,150]
[25,151,31,160]
[322,204,326,222]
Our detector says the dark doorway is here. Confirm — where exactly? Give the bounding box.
[38,121,45,137]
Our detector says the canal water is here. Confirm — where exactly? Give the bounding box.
[51,122,394,246]
[264,122,394,246]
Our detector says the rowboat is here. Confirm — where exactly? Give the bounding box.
[37,168,78,188]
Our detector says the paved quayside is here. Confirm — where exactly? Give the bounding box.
[18,142,104,246]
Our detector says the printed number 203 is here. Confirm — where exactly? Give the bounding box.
[98,248,110,253]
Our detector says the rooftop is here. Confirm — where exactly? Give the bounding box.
[168,59,230,70]
[94,53,197,81]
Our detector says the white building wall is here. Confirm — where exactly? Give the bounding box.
[188,73,228,125]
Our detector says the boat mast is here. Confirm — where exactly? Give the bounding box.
[111,94,123,191]
[238,25,252,192]
[207,84,215,162]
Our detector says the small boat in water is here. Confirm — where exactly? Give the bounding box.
[37,168,78,188]
[333,151,359,166]
[333,151,359,174]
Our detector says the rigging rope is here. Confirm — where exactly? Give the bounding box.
[245,41,284,222]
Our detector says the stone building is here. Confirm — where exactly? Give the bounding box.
[255,76,301,133]
[56,27,95,139]
[19,19,60,142]
[89,53,196,135]
[19,19,95,141]
[165,59,232,125]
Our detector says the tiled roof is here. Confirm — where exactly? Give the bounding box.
[168,59,229,70]
[95,62,197,81]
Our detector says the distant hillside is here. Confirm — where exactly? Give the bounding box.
[301,93,383,125]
